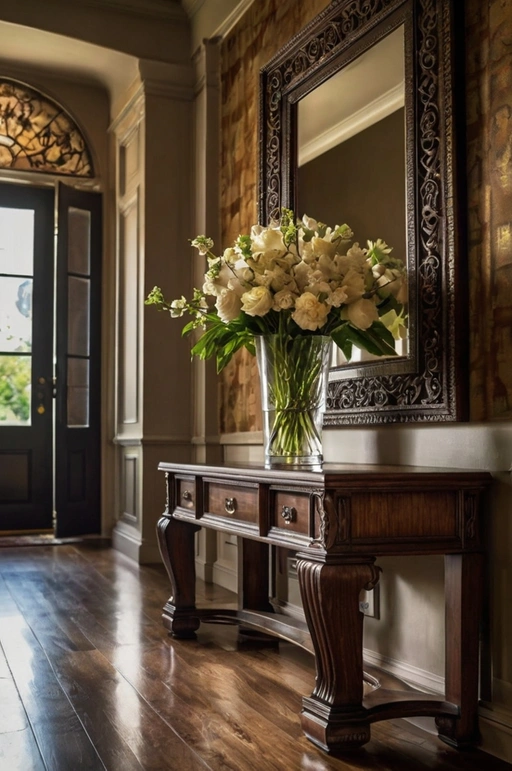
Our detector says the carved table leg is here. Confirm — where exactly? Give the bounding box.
[436,552,483,748]
[157,514,201,638]
[296,553,380,752]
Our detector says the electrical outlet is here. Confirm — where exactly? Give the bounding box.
[359,586,380,619]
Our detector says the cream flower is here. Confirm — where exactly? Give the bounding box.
[223,247,239,265]
[326,287,349,307]
[250,224,287,258]
[293,261,314,291]
[345,298,379,330]
[169,296,187,318]
[292,292,329,331]
[216,289,242,323]
[341,269,365,303]
[273,288,297,310]
[376,268,405,298]
[241,285,273,317]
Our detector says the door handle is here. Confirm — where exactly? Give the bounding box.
[35,376,54,415]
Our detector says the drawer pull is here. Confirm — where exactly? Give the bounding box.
[182,490,192,501]
[224,497,237,515]
[281,505,296,524]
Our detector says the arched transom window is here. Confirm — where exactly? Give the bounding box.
[0,79,93,177]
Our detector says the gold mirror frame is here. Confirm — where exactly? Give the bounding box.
[259,0,468,425]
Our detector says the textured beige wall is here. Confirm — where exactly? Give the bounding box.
[467,0,512,420]
[218,0,512,428]
[219,0,331,434]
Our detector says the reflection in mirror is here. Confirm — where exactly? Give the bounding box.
[297,26,407,368]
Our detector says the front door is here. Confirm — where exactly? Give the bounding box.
[0,184,54,532]
[0,181,102,536]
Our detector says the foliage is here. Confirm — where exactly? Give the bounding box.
[145,209,408,373]
[0,355,31,422]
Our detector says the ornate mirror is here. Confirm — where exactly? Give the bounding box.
[259,0,467,425]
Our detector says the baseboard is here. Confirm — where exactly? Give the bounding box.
[212,561,237,593]
[362,648,445,694]
[112,522,161,564]
[195,556,214,583]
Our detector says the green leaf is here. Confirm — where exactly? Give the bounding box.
[369,320,397,350]
[331,324,353,361]
[349,322,397,357]
[332,322,398,359]
[181,320,197,336]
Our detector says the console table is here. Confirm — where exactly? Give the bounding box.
[157,461,491,753]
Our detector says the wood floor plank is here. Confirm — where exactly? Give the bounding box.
[52,648,210,771]
[0,730,47,771]
[0,575,105,771]
[106,640,314,771]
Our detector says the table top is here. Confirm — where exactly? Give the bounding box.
[158,460,492,488]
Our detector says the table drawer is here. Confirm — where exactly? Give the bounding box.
[205,482,258,523]
[272,491,311,535]
[176,477,195,511]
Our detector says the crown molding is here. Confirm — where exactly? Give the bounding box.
[212,0,254,38]
[299,83,404,167]
[138,59,194,101]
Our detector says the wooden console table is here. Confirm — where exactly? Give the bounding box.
[157,461,491,753]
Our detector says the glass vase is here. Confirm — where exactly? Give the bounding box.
[255,334,331,469]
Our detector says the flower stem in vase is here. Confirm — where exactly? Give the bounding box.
[256,334,331,467]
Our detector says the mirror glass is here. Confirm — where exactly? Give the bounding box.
[296,26,407,369]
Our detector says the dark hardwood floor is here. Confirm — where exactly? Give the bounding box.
[0,542,510,771]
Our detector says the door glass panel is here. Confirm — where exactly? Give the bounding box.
[68,208,91,275]
[0,208,35,275]
[0,277,32,352]
[0,354,31,424]
[67,357,89,427]
[68,276,90,356]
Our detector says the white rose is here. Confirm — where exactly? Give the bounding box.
[345,298,378,330]
[250,224,287,257]
[241,285,273,317]
[292,292,329,331]
[273,289,297,310]
[216,289,242,323]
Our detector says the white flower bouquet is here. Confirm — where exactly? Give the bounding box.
[146,209,407,464]
[145,209,407,372]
